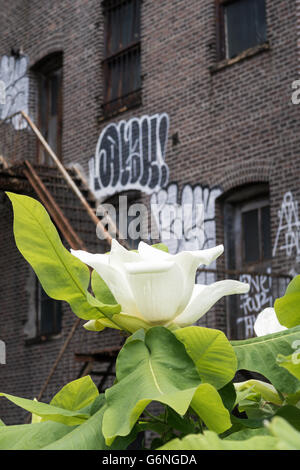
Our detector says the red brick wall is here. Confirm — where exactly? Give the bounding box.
[0,0,299,424]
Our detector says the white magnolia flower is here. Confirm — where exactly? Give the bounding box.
[71,240,250,329]
[254,307,287,337]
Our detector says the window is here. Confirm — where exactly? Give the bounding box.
[241,201,271,266]
[216,0,267,60]
[36,280,62,338]
[223,185,272,339]
[34,53,63,164]
[24,270,62,342]
[102,0,141,116]
[224,187,271,270]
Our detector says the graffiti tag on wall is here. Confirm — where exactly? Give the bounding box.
[89,113,170,201]
[150,184,222,284]
[0,55,29,130]
[273,192,300,258]
[236,270,273,338]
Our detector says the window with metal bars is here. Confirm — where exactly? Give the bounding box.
[102,0,141,116]
[216,0,267,61]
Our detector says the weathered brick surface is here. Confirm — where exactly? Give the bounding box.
[0,0,299,424]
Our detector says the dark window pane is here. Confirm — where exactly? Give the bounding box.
[261,205,271,260]
[39,285,62,336]
[37,54,62,163]
[225,0,266,58]
[242,209,260,263]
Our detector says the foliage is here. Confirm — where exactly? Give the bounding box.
[0,193,300,450]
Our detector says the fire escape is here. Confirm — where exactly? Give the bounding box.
[0,110,125,401]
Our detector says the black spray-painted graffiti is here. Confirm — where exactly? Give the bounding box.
[273,192,300,259]
[150,183,222,284]
[0,55,29,130]
[89,113,170,200]
[237,270,273,338]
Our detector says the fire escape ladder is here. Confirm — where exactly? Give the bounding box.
[23,160,86,250]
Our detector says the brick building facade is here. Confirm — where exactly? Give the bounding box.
[0,0,299,425]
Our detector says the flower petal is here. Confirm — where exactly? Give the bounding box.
[71,248,141,318]
[174,280,250,327]
[124,260,185,324]
[109,239,140,272]
[254,308,287,337]
[171,245,225,315]
[138,241,171,261]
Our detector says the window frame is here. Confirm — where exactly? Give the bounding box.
[34,52,63,164]
[102,0,142,117]
[237,197,271,269]
[215,0,267,62]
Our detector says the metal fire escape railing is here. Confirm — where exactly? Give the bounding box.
[0,110,131,404]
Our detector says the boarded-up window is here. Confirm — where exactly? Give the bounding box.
[216,0,267,60]
[103,0,141,116]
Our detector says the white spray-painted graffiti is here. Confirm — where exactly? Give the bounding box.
[237,270,273,338]
[150,183,222,284]
[273,192,300,258]
[89,113,170,201]
[0,55,29,130]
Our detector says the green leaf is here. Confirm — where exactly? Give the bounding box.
[152,243,169,253]
[190,383,232,433]
[231,326,300,394]
[158,431,278,450]
[274,276,300,328]
[163,407,196,436]
[102,327,231,443]
[84,312,152,334]
[43,406,108,450]
[234,380,283,406]
[6,192,121,321]
[44,403,141,450]
[174,326,237,389]
[267,417,300,450]
[0,393,90,426]
[50,376,99,412]
[274,405,300,432]
[218,382,237,412]
[277,353,300,380]
[224,427,270,441]
[91,270,117,305]
[0,421,76,450]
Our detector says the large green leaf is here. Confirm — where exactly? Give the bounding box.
[6,192,121,321]
[277,353,300,380]
[44,406,107,450]
[158,431,278,450]
[0,392,89,426]
[44,404,143,450]
[50,376,99,412]
[274,276,300,328]
[102,327,231,443]
[0,421,76,450]
[231,326,300,394]
[174,326,237,389]
[267,417,300,450]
